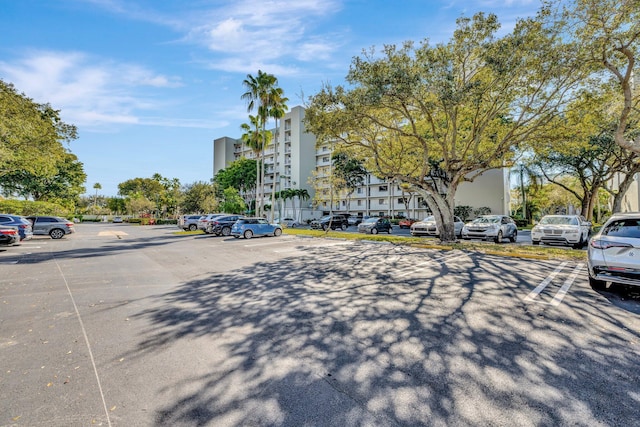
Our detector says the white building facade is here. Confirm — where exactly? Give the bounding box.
[213,106,512,221]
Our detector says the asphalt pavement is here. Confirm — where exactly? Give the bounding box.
[0,222,633,426]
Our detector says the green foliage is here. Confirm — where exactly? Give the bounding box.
[0,151,86,202]
[214,158,257,199]
[107,197,127,214]
[473,207,492,216]
[305,11,587,241]
[219,187,247,214]
[0,79,82,206]
[454,206,473,221]
[182,181,217,213]
[0,198,71,216]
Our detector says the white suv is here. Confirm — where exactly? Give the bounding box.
[588,212,640,290]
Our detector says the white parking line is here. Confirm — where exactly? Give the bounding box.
[524,261,568,302]
[550,263,584,306]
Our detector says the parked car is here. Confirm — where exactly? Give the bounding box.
[358,217,392,234]
[0,226,19,246]
[0,214,33,241]
[231,218,282,239]
[410,216,464,237]
[179,214,204,231]
[587,212,640,290]
[112,216,123,223]
[398,218,417,229]
[277,218,301,228]
[198,214,226,233]
[531,215,591,248]
[461,215,518,243]
[310,215,349,231]
[206,215,243,236]
[348,216,367,226]
[26,216,75,239]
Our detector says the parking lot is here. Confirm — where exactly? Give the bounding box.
[1,223,638,426]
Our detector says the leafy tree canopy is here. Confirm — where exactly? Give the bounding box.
[305,11,587,241]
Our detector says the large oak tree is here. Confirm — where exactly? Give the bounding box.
[305,12,587,242]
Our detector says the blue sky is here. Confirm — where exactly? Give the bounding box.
[1,0,542,197]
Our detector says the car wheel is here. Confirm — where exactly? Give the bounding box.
[221,226,231,236]
[274,228,282,237]
[341,224,348,231]
[188,224,197,231]
[371,228,378,235]
[589,276,607,291]
[49,228,65,239]
[291,223,297,228]
[510,230,517,243]
[244,230,253,239]
[322,224,328,231]
[494,231,503,244]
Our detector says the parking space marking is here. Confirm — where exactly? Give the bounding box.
[524,261,568,302]
[98,230,129,237]
[550,263,584,306]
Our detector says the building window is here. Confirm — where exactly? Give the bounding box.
[357,188,363,194]
[341,201,346,206]
[379,185,388,192]
[398,198,407,204]
[322,156,330,162]
[357,200,362,206]
[379,199,386,205]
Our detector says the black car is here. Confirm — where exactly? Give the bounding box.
[310,215,349,231]
[0,214,33,241]
[357,217,393,234]
[0,225,19,246]
[206,215,243,236]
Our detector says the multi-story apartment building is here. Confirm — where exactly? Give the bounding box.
[213,106,511,221]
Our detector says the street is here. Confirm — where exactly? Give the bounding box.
[0,222,637,426]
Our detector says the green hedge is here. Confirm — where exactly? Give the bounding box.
[0,199,71,217]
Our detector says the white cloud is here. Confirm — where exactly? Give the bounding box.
[0,50,184,127]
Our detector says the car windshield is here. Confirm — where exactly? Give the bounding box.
[473,216,500,224]
[422,216,434,222]
[540,216,578,226]
[363,218,378,224]
[319,216,331,221]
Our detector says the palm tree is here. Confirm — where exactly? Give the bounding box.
[240,115,264,212]
[294,188,310,222]
[93,182,102,211]
[241,70,279,217]
[281,188,295,219]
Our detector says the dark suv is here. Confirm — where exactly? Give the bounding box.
[310,215,349,231]
[206,215,243,236]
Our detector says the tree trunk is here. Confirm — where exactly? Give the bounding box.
[611,171,637,214]
[418,182,457,243]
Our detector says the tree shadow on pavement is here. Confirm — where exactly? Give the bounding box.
[124,243,640,426]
